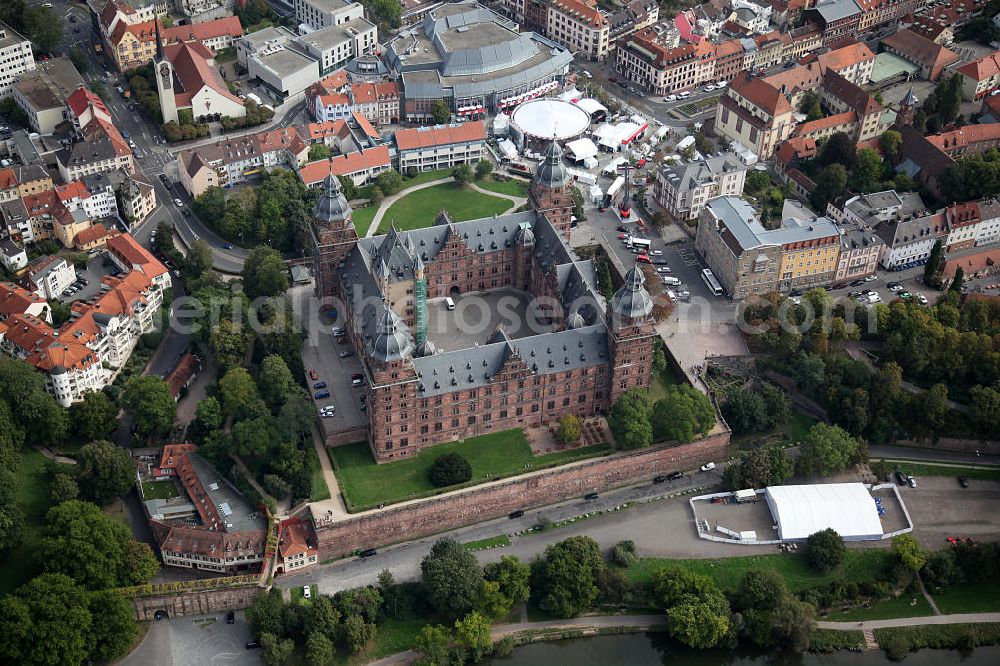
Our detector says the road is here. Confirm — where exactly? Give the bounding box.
[869,444,1000,467]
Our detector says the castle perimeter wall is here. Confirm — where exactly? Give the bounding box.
[315,431,731,558]
[129,584,263,621]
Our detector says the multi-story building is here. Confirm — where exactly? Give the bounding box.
[147,444,267,573]
[57,115,133,183]
[976,199,1000,246]
[348,82,400,126]
[957,51,1000,101]
[0,199,33,244]
[546,0,610,61]
[106,233,172,291]
[834,223,883,282]
[4,164,53,199]
[715,73,796,159]
[696,196,842,298]
[27,255,76,300]
[295,0,365,31]
[817,70,885,141]
[394,122,487,173]
[0,21,35,99]
[276,518,320,574]
[814,41,876,85]
[607,1,659,42]
[806,0,863,46]
[944,202,981,252]
[158,15,244,52]
[880,28,959,81]
[296,17,377,75]
[117,171,157,224]
[236,26,321,101]
[0,282,49,321]
[297,145,392,186]
[11,57,85,135]
[0,239,27,273]
[156,42,247,125]
[654,153,748,223]
[875,206,947,269]
[56,179,117,221]
[926,124,1000,158]
[615,34,715,95]
[314,143,654,461]
[385,2,571,120]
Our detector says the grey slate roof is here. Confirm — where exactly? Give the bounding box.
[313,173,353,225]
[610,263,653,319]
[659,153,744,192]
[535,141,569,189]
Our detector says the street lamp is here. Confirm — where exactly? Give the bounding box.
[972,450,981,472]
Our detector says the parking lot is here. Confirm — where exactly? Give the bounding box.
[121,612,257,666]
[898,476,1000,548]
[56,251,120,303]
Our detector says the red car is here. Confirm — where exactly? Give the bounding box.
[636,219,645,227]
[637,254,651,264]
[635,159,647,168]
[309,369,318,380]
[618,232,628,239]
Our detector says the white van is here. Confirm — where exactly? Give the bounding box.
[677,91,692,99]
[445,297,456,311]
[662,276,681,286]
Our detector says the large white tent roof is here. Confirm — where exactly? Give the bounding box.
[510,98,590,140]
[765,483,883,541]
[565,137,598,161]
[574,98,607,116]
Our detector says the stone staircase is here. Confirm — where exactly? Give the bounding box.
[863,628,879,651]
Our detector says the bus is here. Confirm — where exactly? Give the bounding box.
[701,268,723,296]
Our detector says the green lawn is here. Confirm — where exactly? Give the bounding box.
[932,579,1000,614]
[308,444,331,502]
[352,206,377,237]
[0,448,72,595]
[625,549,894,594]
[329,430,613,511]
[782,411,819,445]
[377,184,512,233]
[334,617,425,666]
[476,176,529,197]
[647,363,683,402]
[463,534,511,551]
[140,480,179,501]
[828,592,934,621]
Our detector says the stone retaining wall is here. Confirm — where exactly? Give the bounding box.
[315,432,730,558]
[130,585,262,621]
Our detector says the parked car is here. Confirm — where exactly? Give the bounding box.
[223,243,234,250]
[653,475,667,484]
[313,381,327,390]
[895,471,907,485]
[246,641,261,650]
[907,475,917,488]
[226,611,235,624]
[174,198,184,207]
[958,476,969,488]
[667,471,684,480]
[917,294,928,305]
[303,586,311,599]
[309,369,318,380]
[657,267,671,273]
[338,350,354,358]
[700,462,716,471]
[584,492,599,500]
[359,548,377,558]
[314,390,330,399]
[664,94,677,102]
[650,249,663,255]
[351,378,363,387]
[509,510,525,519]
[637,254,651,264]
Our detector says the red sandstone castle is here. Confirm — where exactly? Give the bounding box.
[312,143,656,462]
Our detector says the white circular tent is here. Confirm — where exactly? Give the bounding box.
[510,98,590,141]
[764,483,885,542]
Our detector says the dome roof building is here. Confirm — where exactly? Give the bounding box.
[610,263,653,319]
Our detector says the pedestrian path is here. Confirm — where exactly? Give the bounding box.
[306,422,349,521]
[816,612,1000,630]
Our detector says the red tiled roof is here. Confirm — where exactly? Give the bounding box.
[926,124,1000,152]
[159,15,243,46]
[106,233,167,280]
[165,41,243,106]
[278,519,317,559]
[67,86,109,121]
[817,41,875,73]
[796,110,857,136]
[351,111,379,139]
[110,19,157,47]
[298,146,392,184]
[165,352,200,398]
[0,282,45,317]
[551,0,607,28]
[881,28,959,69]
[350,81,398,104]
[957,51,1000,82]
[395,121,486,151]
[74,223,111,247]
[0,168,16,190]
[318,92,350,107]
[942,248,1000,280]
[730,73,792,117]
[55,181,91,202]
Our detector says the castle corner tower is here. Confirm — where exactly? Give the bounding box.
[606,262,656,404]
[529,141,574,238]
[312,174,359,299]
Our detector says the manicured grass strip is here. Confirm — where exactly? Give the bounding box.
[625,549,894,594]
[476,177,529,197]
[329,430,613,511]
[463,534,511,551]
[377,184,512,233]
[875,623,1000,659]
[932,579,1000,614]
[809,628,864,653]
[351,206,377,237]
[140,479,179,500]
[829,592,933,621]
[308,444,331,502]
[335,618,425,666]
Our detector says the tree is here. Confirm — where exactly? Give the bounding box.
[68,46,90,75]
[531,536,605,617]
[122,375,176,438]
[652,341,667,374]
[744,170,772,195]
[242,246,288,299]
[50,473,79,504]
[475,159,493,180]
[247,589,286,638]
[666,589,731,649]
[195,396,223,432]
[0,504,24,555]
[0,574,93,666]
[950,266,965,293]
[370,187,384,208]
[70,391,116,441]
[792,352,826,395]
[88,590,139,662]
[47,299,72,327]
[194,186,227,223]
[454,612,492,662]
[818,132,857,168]
[306,631,335,666]
[925,240,944,284]
[415,624,452,664]
[309,143,331,161]
[722,390,767,434]
[810,163,847,211]
[338,176,357,200]
[210,320,251,373]
[220,367,259,418]
[557,413,582,444]
[970,385,1000,438]
[728,445,793,490]
[651,385,715,443]
[374,169,404,195]
[186,240,214,278]
[259,354,294,406]
[798,91,823,121]
[806,528,846,572]
[0,357,68,444]
[737,569,788,611]
[261,632,295,666]
[880,130,902,164]
[452,163,474,185]
[342,614,376,653]
[796,423,866,476]
[422,538,484,618]
[651,567,716,607]
[850,148,883,192]
[77,440,134,505]
[428,452,473,487]
[892,534,926,573]
[431,99,451,124]
[481,556,531,617]
[24,5,64,54]
[607,387,652,449]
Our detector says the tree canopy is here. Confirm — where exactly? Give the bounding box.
[608,387,652,449]
[651,385,715,443]
[122,376,176,439]
[531,536,606,617]
[421,538,484,618]
[77,440,135,505]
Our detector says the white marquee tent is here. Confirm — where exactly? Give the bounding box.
[565,137,598,162]
[764,483,884,542]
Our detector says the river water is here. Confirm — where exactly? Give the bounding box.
[486,633,1000,665]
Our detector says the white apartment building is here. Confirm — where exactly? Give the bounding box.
[0,22,36,98]
[547,0,610,62]
[654,154,747,222]
[295,0,365,31]
[28,255,76,300]
[394,122,487,172]
[876,209,947,269]
[296,17,377,75]
[976,199,1000,246]
[0,239,27,272]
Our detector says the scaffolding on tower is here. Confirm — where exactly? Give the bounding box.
[616,161,634,218]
